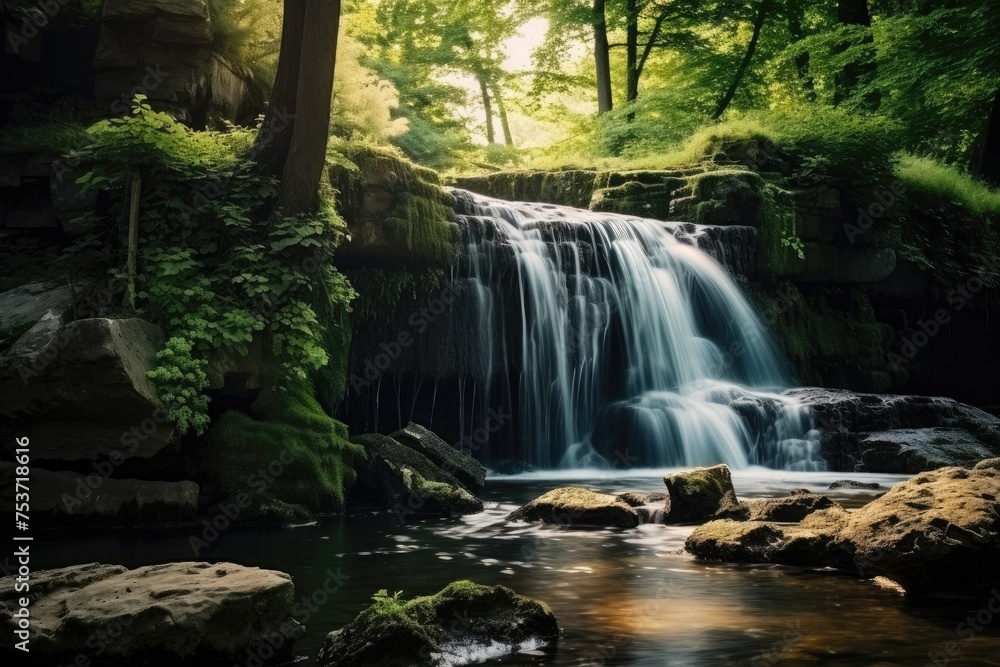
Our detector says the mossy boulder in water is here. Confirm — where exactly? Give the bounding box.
[743,492,839,522]
[390,421,486,493]
[350,433,483,516]
[507,487,640,528]
[687,462,1000,600]
[317,581,559,667]
[663,464,743,524]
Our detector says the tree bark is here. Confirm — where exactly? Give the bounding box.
[636,9,667,91]
[593,0,613,114]
[277,0,341,215]
[492,82,514,147]
[478,74,496,144]
[626,0,639,103]
[255,0,307,179]
[714,0,768,120]
[834,0,879,109]
[973,87,1000,187]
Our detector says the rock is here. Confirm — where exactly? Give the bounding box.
[390,422,487,492]
[688,463,1000,600]
[744,493,838,522]
[615,491,668,507]
[839,464,1000,600]
[663,464,742,524]
[975,458,1000,470]
[0,463,198,525]
[508,487,639,528]
[0,562,304,659]
[686,507,851,569]
[786,387,1000,471]
[317,580,559,667]
[0,318,165,418]
[351,434,483,515]
[829,480,881,490]
[858,428,997,473]
[0,282,74,341]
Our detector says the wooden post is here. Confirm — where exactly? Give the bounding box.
[126,172,141,309]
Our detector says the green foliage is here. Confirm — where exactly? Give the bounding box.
[202,381,364,521]
[346,268,446,322]
[207,0,283,84]
[0,120,91,156]
[896,155,1000,217]
[69,97,355,434]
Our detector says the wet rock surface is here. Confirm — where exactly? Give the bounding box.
[508,487,640,528]
[663,464,743,524]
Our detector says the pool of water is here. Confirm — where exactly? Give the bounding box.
[33,469,1000,666]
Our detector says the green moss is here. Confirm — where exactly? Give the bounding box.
[759,284,900,391]
[403,469,480,513]
[0,121,90,157]
[201,380,364,521]
[330,141,455,268]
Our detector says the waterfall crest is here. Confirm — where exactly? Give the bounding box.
[453,190,822,471]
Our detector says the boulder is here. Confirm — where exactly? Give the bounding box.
[839,464,1000,600]
[686,507,851,569]
[687,463,1000,600]
[507,487,639,528]
[0,282,74,342]
[785,387,1000,471]
[350,434,483,515]
[858,428,997,473]
[743,493,838,522]
[616,491,668,507]
[0,463,198,525]
[663,464,742,524]
[390,422,486,492]
[317,581,559,667]
[0,562,304,659]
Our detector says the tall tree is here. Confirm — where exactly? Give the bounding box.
[257,0,341,214]
[835,0,879,109]
[714,0,769,119]
[593,0,614,113]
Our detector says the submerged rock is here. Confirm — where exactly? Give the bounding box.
[351,433,483,515]
[508,487,640,528]
[687,463,1000,600]
[663,464,742,524]
[317,581,559,667]
[0,562,304,659]
[390,422,487,492]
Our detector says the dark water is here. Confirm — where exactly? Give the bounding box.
[34,469,1000,666]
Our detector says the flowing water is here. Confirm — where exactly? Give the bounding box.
[452,192,821,471]
[36,470,1000,666]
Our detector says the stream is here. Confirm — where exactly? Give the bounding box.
[32,469,1000,666]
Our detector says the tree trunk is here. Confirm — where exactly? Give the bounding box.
[714,0,768,120]
[973,86,1000,187]
[834,0,879,109]
[636,9,667,91]
[277,0,341,215]
[785,0,815,101]
[593,0,613,114]
[478,74,496,144]
[492,83,514,147]
[255,0,307,179]
[626,0,639,103]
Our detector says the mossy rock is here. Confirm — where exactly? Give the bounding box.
[507,487,639,528]
[350,433,483,515]
[317,581,559,667]
[200,383,363,523]
[670,168,765,227]
[330,144,456,269]
[663,464,743,524]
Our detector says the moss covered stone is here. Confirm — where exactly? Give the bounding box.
[317,581,559,667]
[201,382,363,522]
[507,487,640,528]
[663,464,743,524]
[331,143,456,269]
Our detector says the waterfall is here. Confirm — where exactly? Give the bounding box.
[453,190,823,471]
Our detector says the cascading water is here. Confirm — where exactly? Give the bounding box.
[452,190,823,471]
